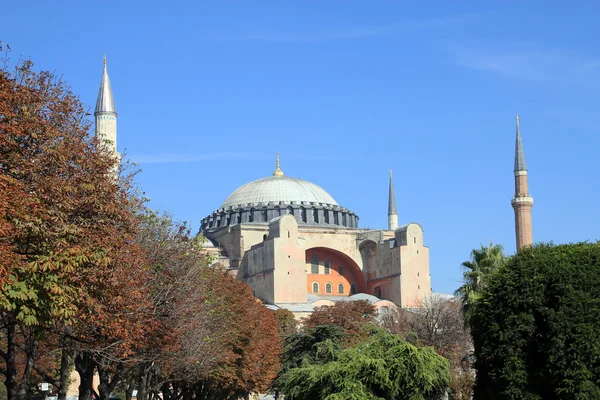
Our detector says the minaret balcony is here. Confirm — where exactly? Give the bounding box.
[511,196,534,206]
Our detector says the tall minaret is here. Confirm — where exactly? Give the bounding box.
[511,115,534,251]
[95,55,118,156]
[388,170,398,230]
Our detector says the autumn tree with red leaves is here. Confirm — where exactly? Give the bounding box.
[302,300,376,344]
[0,45,153,400]
[1,44,282,400]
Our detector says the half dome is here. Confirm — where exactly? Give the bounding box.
[221,176,338,209]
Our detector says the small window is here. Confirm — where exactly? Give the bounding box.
[350,283,357,295]
[324,260,330,274]
[311,254,319,274]
[338,266,344,276]
[418,285,420,290]
[313,282,319,293]
[326,283,332,294]
[338,284,345,294]
[414,237,416,244]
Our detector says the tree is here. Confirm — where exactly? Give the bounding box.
[455,243,506,326]
[0,46,153,400]
[272,309,298,340]
[408,295,473,399]
[275,328,450,400]
[471,242,600,399]
[302,300,376,344]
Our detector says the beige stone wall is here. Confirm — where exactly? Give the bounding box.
[397,223,431,308]
[212,219,431,308]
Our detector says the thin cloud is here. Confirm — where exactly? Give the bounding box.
[131,152,343,164]
[132,152,266,164]
[448,41,600,87]
[223,15,477,43]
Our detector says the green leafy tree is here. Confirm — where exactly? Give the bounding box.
[471,242,600,399]
[455,243,506,326]
[275,328,449,400]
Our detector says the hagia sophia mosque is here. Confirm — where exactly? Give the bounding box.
[94,58,534,317]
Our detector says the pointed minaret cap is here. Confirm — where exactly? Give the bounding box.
[514,114,527,172]
[273,152,284,177]
[388,169,398,215]
[95,55,117,116]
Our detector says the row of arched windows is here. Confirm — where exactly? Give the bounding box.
[313,282,345,294]
[310,255,343,275]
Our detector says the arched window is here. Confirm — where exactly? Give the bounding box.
[311,254,319,274]
[324,210,330,224]
[286,206,294,215]
[338,266,344,276]
[312,282,319,293]
[324,260,330,274]
[326,283,332,294]
[338,284,345,294]
[249,208,254,222]
[301,207,307,222]
[313,208,319,223]
[350,283,357,295]
[261,208,268,222]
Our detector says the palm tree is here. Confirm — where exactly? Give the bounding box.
[455,243,506,327]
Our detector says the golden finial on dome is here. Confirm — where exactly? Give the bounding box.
[273,152,284,177]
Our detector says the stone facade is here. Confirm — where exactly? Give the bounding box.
[203,209,431,311]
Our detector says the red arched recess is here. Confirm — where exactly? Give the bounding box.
[305,247,367,296]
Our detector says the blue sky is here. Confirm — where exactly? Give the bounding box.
[3,1,599,294]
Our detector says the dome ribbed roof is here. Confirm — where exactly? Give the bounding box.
[220,176,338,209]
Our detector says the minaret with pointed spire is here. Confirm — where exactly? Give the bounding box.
[511,115,534,251]
[388,170,398,230]
[95,55,118,156]
[273,152,284,177]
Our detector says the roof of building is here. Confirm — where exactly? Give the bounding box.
[220,175,338,209]
[219,154,338,209]
[514,114,527,172]
[388,169,397,215]
[95,56,117,116]
[339,293,382,304]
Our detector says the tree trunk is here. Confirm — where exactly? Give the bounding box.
[57,334,72,400]
[74,352,96,400]
[17,327,38,400]
[124,376,135,400]
[97,362,123,400]
[5,323,19,400]
[135,363,151,400]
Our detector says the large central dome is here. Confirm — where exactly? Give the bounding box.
[221,176,338,209]
[200,155,358,231]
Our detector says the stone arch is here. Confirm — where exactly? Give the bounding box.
[312,282,319,293]
[305,247,366,296]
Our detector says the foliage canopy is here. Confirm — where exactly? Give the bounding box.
[471,242,600,399]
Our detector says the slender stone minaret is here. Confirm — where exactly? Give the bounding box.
[511,115,534,251]
[95,55,118,156]
[388,170,398,231]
